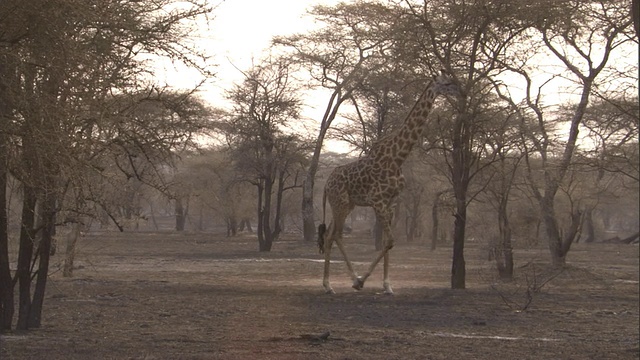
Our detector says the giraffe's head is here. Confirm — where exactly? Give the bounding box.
[430,71,462,98]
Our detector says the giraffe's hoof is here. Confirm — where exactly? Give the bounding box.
[324,286,336,295]
[352,276,365,290]
[383,283,393,295]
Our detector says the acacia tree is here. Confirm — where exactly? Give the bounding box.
[104,89,212,232]
[334,64,423,153]
[221,56,310,251]
[171,149,256,235]
[274,1,398,242]
[573,97,639,242]
[0,0,213,332]
[0,53,13,330]
[580,97,639,183]
[476,105,525,280]
[398,0,534,288]
[494,0,636,266]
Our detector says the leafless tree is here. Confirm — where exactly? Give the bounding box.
[495,0,635,266]
[219,56,311,251]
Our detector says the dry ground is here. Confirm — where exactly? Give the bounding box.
[1,231,638,359]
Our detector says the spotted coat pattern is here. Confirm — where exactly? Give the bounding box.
[317,73,460,294]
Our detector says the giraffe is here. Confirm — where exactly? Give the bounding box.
[317,71,460,295]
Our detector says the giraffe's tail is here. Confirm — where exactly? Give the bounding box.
[317,223,326,254]
[317,187,328,254]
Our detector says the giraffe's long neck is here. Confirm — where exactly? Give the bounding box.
[381,86,437,167]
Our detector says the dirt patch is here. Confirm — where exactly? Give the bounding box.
[1,231,638,359]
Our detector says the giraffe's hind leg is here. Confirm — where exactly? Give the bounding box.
[359,205,396,293]
[382,252,393,295]
[331,208,362,290]
[322,222,336,294]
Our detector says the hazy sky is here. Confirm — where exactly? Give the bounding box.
[159,0,336,107]
[211,0,320,67]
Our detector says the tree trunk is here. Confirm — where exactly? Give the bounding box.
[257,180,276,252]
[63,222,81,277]
[273,169,285,240]
[29,191,57,328]
[543,217,565,267]
[301,176,316,242]
[406,216,415,243]
[0,129,13,332]
[450,112,470,290]
[260,178,274,251]
[496,202,514,280]
[0,53,15,332]
[258,164,288,252]
[149,201,159,230]
[175,196,188,231]
[301,88,349,243]
[257,212,270,250]
[542,79,592,266]
[541,195,569,267]
[256,184,266,250]
[497,243,514,280]
[16,186,37,330]
[582,208,595,243]
[430,192,444,251]
[226,215,238,237]
[197,204,205,231]
[239,218,252,233]
[451,208,466,289]
[406,195,420,243]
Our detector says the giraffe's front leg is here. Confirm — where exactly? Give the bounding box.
[360,206,395,294]
[323,251,335,294]
[334,236,363,290]
[323,279,335,294]
[336,242,363,290]
[322,228,335,294]
[382,252,393,295]
[323,266,335,294]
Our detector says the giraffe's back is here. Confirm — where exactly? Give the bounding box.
[325,157,404,208]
